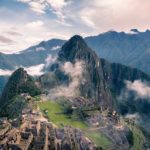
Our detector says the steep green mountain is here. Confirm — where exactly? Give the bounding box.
[42,35,113,110]
[0,68,41,118]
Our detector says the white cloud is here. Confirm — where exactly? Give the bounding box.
[80,16,96,29]
[36,47,45,51]
[26,20,44,28]
[125,80,150,99]
[51,45,61,51]
[17,0,46,14]
[49,61,86,98]
[14,0,150,31]
[47,0,67,10]
[0,69,13,76]
[24,64,45,76]
[62,61,84,78]
[28,1,46,14]
[125,113,140,120]
[45,55,57,68]
[17,0,70,18]
[125,113,140,123]
[0,64,45,76]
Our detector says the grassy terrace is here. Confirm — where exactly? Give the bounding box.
[85,131,112,149]
[128,124,145,150]
[38,100,112,149]
[38,100,87,129]
[122,117,145,150]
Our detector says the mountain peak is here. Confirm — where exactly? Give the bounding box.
[63,35,87,49]
[15,67,27,74]
[58,35,93,62]
[56,35,113,109]
[69,35,85,42]
[130,29,140,33]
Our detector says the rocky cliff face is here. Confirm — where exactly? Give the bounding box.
[101,58,150,94]
[58,35,113,110]
[101,58,150,117]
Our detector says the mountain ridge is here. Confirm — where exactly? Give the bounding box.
[0,29,150,74]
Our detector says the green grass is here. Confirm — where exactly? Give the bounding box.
[34,95,41,101]
[38,100,112,149]
[85,131,112,150]
[128,124,145,150]
[38,101,87,129]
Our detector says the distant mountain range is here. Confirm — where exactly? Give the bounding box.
[0,29,150,74]
[0,39,65,70]
[86,29,150,74]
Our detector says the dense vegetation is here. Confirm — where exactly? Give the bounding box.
[3,95,27,119]
[0,68,41,118]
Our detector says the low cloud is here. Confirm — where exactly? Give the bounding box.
[125,113,140,124]
[35,47,45,51]
[49,61,86,98]
[125,113,140,120]
[0,64,45,76]
[125,80,150,99]
[45,55,57,68]
[24,64,45,76]
[51,45,61,51]
[0,69,13,76]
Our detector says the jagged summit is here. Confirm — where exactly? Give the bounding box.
[68,35,85,42]
[58,35,96,62]
[65,35,86,46]
[56,35,113,109]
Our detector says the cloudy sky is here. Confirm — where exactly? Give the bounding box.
[0,0,150,53]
